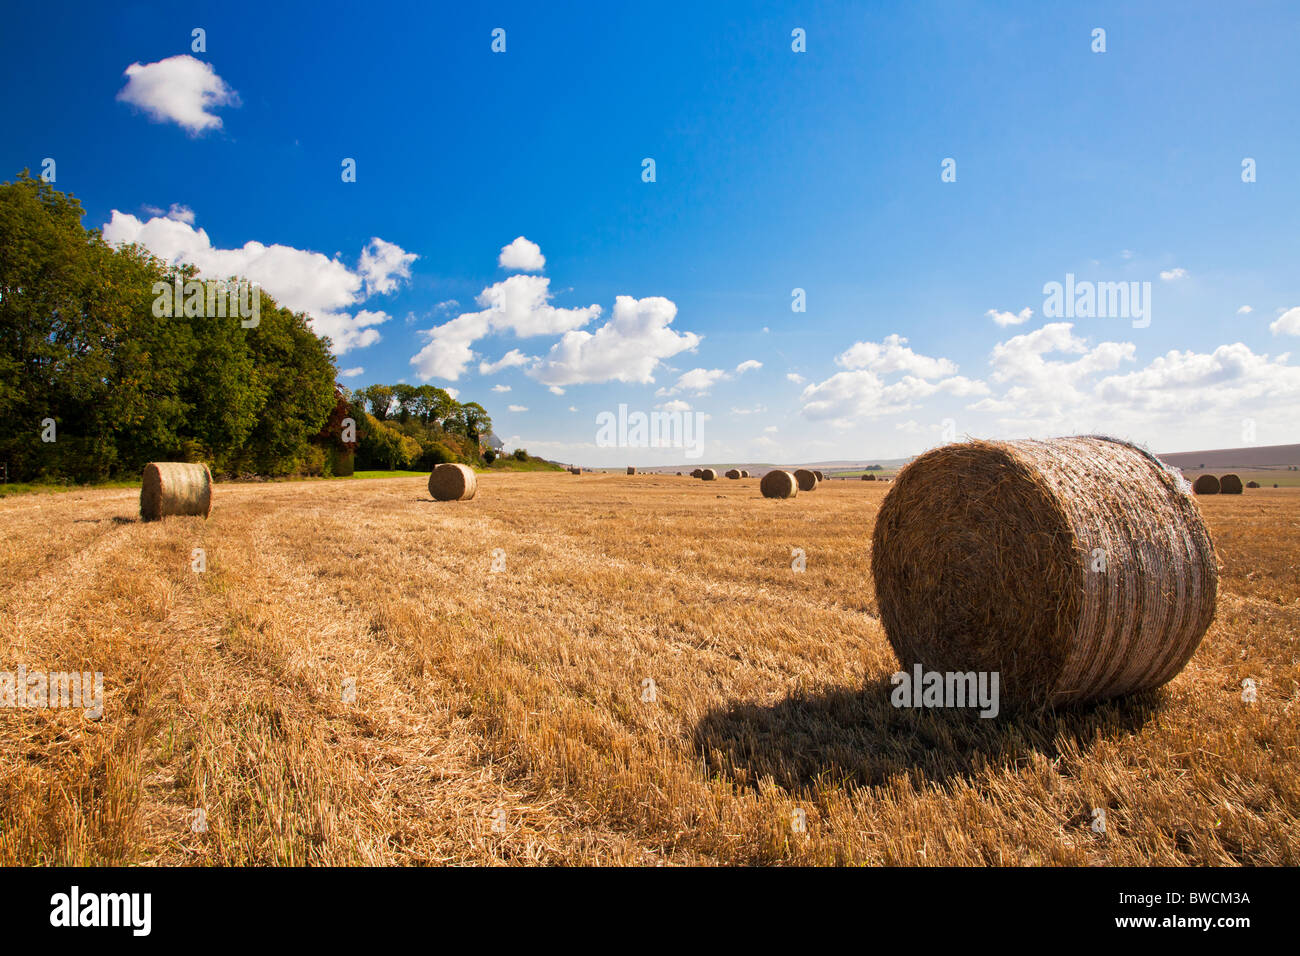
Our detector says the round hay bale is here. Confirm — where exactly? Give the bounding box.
[871,437,1218,707]
[1192,474,1220,495]
[1219,474,1243,495]
[725,468,741,479]
[627,466,636,475]
[760,470,798,499]
[862,473,877,481]
[793,468,818,491]
[814,470,824,481]
[428,463,477,501]
[140,462,212,521]
[741,470,750,478]
[1246,480,1260,489]
[700,468,718,481]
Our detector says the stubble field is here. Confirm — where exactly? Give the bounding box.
[1,472,1296,865]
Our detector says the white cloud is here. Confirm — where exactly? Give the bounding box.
[499,236,545,272]
[116,55,239,134]
[101,210,413,354]
[763,425,778,433]
[986,307,1033,327]
[508,405,528,412]
[568,405,577,412]
[412,274,600,381]
[491,384,511,393]
[1237,305,1253,315]
[478,349,533,375]
[444,388,459,400]
[529,296,700,387]
[340,367,364,378]
[662,367,728,396]
[735,359,762,374]
[786,373,806,385]
[835,334,957,378]
[658,400,691,412]
[1270,307,1300,336]
[548,385,565,395]
[166,203,195,224]
[1160,267,1188,281]
[359,238,418,296]
[802,334,983,425]
[731,404,767,415]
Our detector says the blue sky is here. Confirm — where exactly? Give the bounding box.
[4,0,1298,465]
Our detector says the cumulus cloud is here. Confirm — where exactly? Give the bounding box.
[101,210,415,354]
[479,349,533,375]
[411,240,701,387]
[412,273,600,381]
[658,400,692,412]
[359,238,417,296]
[529,296,700,387]
[339,367,364,378]
[499,236,545,272]
[1270,307,1300,336]
[660,367,729,396]
[507,405,528,412]
[1160,267,1188,281]
[986,307,1033,327]
[491,384,511,393]
[835,334,958,378]
[786,373,806,385]
[116,55,239,134]
[801,334,984,425]
[735,359,762,374]
[1237,305,1253,315]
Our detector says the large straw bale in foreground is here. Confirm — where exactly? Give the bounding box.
[1219,474,1243,494]
[871,437,1218,706]
[793,469,818,491]
[428,463,477,501]
[760,470,798,499]
[140,462,212,521]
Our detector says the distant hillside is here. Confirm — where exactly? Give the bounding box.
[1157,443,1300,470]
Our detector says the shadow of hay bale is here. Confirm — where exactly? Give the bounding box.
[692,674,1163,793]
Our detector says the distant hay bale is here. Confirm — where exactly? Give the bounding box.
[627,466,637,475]
[1246,480,1260,489]
[814,470,824,481]
[760,470,799,499]
[691,468,703,478]
[871,437,1218,707]
[1192,474,1220,495]
[140,462,212,521]
[741,470,750,478]
[700,468,718,481]
[725,468,741,479]
[793,468,818,491]
[428,463,477,501]
[861,473,877,481]
[1219,474,1243,494]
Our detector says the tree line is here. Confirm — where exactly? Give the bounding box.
[0,171,516,483]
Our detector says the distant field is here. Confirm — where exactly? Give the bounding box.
[1182,470,1300,488]
[1,473,1296,865]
